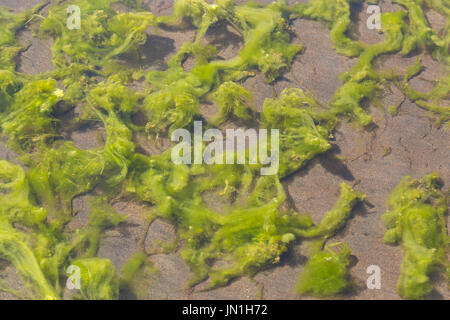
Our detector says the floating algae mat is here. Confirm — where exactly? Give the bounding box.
[0,0,448,300]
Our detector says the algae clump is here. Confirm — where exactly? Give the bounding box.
[0,160,58,299]
[72,258,120,300]
[295,183,365,297]
[297,243,352,297]
[382,173,449,299]
[261,88,332,177]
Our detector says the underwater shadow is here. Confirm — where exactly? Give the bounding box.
[117,34,176,70]
[318,145,355,182]
[139,35,176,68]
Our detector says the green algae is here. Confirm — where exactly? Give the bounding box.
[3,0,339,299]
[38,0,155,106]
[389,0,450,122]
[291,0,364,57]
[0,78,65,152]
[0,4,46,71]
[299,183,366,238]
[0,0,448,300]
[40,0,154,68]
[291,0,449,124]
[295,184,365,297]
[210,81,253,126]
[261,88,332,177]
[72,258,119,300]
[129,145,365,288]
[0,222,59,300]
[396,59,450,122]
[0,160,57,299]
[21,78,137,220]
[0,160,126,299]
[296,242,352,297]
[144,0,302,134]
[119,251,157,299]
[382,173,449,299]
[0,161,58,299]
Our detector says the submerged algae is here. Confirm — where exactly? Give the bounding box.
[0,159,129,299]
[295,183,365,297]
[382,173,449,299]
[296,243,352,297]
[211,81,253,126]
[0,77,65,152]
[0,160,58,299]
[40,0,154,68]
[72,258,119,300]
[130,152,364,289]
[144,0,302,133]
[0,0,311,297]
[291,0,449,124]
[0,4,44,71]
[261,88,332,177]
